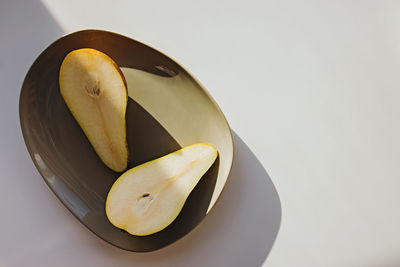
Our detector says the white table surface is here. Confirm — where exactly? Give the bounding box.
[1,0,400,266]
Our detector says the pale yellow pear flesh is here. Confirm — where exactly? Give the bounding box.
[105,144,218,236]
[59,48,128,172]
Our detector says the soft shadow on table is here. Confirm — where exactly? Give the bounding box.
[0,2,63,191]
[0,0,66,266]
[97,131,282,267]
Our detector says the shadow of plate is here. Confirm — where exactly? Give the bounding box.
[97,131,282,267]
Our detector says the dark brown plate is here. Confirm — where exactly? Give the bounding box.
[19,30,233,252]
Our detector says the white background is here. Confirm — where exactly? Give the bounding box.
[1,0,400,266]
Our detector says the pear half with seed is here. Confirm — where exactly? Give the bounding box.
[59,48,128,172]
[106,143,218,236]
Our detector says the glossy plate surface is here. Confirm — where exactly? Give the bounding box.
[19,30,233,252]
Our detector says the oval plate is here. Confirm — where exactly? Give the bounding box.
[19,30,233,252]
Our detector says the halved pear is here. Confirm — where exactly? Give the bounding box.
[105,143,218,236]
[59,48,128,172]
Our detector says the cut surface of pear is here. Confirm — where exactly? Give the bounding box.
[59,48,128,172]
[105,143,218,236]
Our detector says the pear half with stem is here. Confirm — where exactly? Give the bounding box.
[59,48,128,172]
[106,143,218,236]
